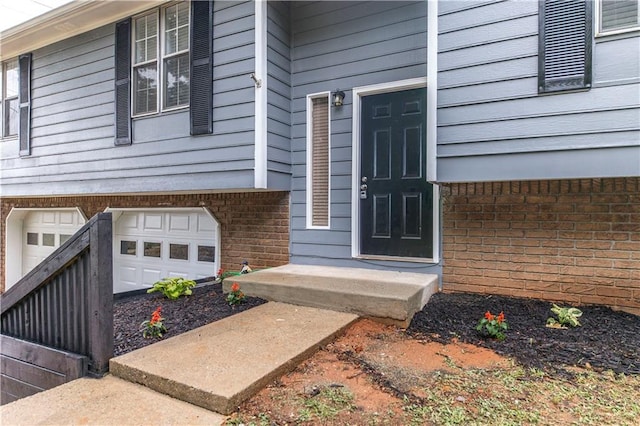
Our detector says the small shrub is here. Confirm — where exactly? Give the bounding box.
[147,277,196,300]
[546,303,582,328]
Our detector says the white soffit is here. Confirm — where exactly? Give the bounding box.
[1,0,163,60]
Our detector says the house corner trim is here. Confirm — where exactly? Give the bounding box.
[254,0,268,189]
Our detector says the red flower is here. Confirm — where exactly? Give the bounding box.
[231,282,240,292]
[497,312,505,323]
[217,268,224,277]
[484,311,494,321]
[150,307,162,325]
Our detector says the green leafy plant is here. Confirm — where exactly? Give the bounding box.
[476,311,508,341]
[217,268,241,283]
[147,277,196,300]
[227,282,246,306]
[547,303,583,328]
[140,306,167,339]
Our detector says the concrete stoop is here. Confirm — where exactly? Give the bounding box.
[109,302,358,415]
[226,264,439,327]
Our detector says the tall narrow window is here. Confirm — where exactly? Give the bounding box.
[132,2,190,116]
[306,93,330,228]
[2,59,18,137]
[600,0,640,33]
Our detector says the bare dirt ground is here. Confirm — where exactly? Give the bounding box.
[113,287,640,425]
[228,293,640,426]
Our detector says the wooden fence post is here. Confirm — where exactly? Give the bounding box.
[86,212,113,375]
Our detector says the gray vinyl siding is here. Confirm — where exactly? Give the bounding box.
[0,1,257,197]
[267,0,292,190]
[437,0,640,183]
[289,1,439,274]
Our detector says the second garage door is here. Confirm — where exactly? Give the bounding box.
[113,209,219,293]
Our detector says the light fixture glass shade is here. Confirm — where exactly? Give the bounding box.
[332,90,345,107]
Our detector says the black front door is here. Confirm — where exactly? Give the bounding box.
[360,88,433,258]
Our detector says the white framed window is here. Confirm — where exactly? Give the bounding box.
[132,2,190,116]
[1,58,19,138]
[306,92,331,229]
[597,0,640,35]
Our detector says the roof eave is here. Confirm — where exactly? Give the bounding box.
[0,0,163,60]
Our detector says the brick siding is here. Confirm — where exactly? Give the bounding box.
[0,192,290,292]
[441,178,640,315]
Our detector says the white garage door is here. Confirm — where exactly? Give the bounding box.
[113,209,218,293]
[22,210,86,276]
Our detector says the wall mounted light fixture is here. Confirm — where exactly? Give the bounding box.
[332,90,345,107]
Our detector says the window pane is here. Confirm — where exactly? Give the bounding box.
[134,13,157,63]
[4,59,18,98]
[164,3,189,55]
[144,242,161,258]
[602,0,639,31]
[177,26,189,52]
[163,54,189,108]
[43,233,55,247]
[27,232,38,245]
[4,98,18,136]
[60,234,72,245]
[170,243,189,260]
[120,240,136,255]
[133,64,158,115]
[197,246,215,262]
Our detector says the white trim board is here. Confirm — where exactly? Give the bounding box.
[254,0,268,189]
[427,0,438,183]
[350,77,440,264]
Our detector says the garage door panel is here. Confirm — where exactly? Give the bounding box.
[198,215,215,232]
[59,211,75,225]
[118,265,137,283]
[42,212,56,224]
[167,271,189,279]
[143,214,163,231]
[169,215,190,232]
[119,214,139,230]
[143,269,163,286]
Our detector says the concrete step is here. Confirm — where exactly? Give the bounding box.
[0,375,226,425]
[109,302,357,415]
[225,264,439,327]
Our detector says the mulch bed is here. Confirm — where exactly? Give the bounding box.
[113,283,265,356]
[114,286,639,376]
[408,292,640,376]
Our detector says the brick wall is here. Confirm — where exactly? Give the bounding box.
[0,192,290,292]
[441,178,640,315]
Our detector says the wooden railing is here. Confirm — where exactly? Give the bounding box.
[1,213,113,392]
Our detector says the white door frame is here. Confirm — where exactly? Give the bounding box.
[350,77,439,263]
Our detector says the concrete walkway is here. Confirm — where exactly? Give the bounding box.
[0,375,226,425]
[1,264,437,423]
[0,302,357,424]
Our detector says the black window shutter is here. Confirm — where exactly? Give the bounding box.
[538,0,593,94]
[18,53,32,157]
[190,0,213,135]
[115,18,132,145]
